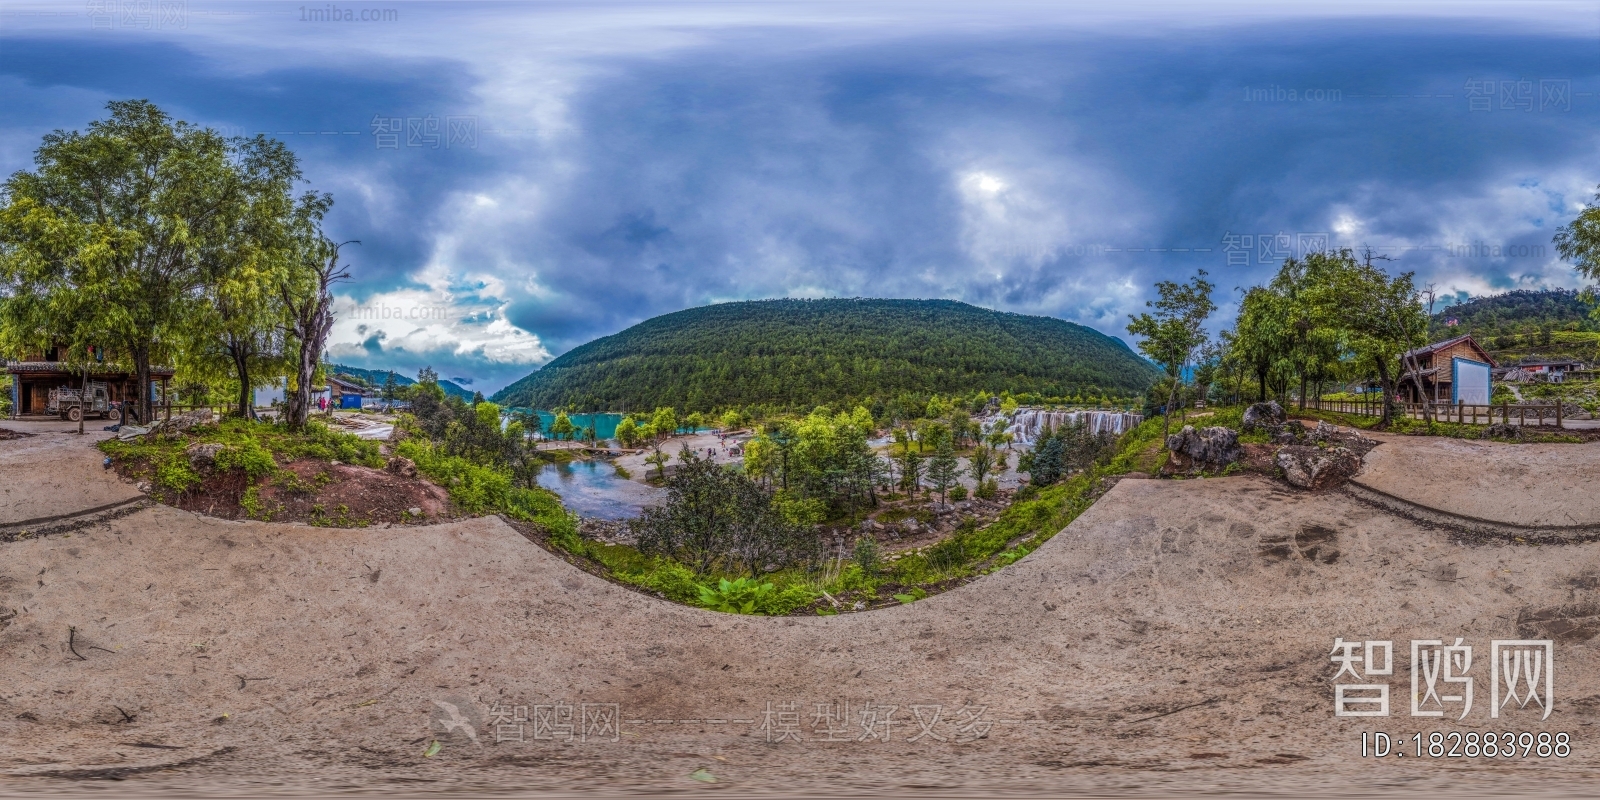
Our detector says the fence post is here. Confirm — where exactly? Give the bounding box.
[1558,400,1564,429]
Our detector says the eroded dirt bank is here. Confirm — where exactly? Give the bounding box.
[3,471,1600,796]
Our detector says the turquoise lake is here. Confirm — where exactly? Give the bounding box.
[510,410,709,440]
[523,410,626,439]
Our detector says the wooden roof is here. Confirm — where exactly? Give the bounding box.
[1401,334,1496,368]
[4,361,175,378]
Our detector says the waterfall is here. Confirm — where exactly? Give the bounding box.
[983,408,1144,446]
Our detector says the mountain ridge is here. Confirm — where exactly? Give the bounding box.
[492,298,1160,412]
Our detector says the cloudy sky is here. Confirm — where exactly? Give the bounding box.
[3,1,1599,392]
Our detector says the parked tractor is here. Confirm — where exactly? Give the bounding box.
[47,382,119,422]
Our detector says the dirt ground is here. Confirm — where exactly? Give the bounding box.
[4,430,1600,796]
[161,459,457,526]
[0,422,142,527]
[1354,433,1600,527]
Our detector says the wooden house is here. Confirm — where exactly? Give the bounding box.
[327,376,372,409]
[1399,334,1496,404]
[5,349,174,421]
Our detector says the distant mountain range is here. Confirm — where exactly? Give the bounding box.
[329,364,476,401]
[492,298,1161,412]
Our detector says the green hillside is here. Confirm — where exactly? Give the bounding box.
[491,298,1161,413]
[1429,289,1599,364]
[330,364,476,401]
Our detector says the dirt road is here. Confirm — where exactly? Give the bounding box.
[1354,433,1600,527]
[2,431,1600,796]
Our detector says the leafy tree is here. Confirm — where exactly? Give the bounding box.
[615,416,641,448]
[651,406,679,439]
[968,443,995,486]
[644,448,671,480]
[719,409,743,431]
[549,411,576,441]
[1027,430,1065,486]
[898,447,924,497]
[630,448,820,576]
[853,535,881,577]
[381,371,400,406]
[1556,187,1600,291]
[1127,270,1216,436]
[1302,250,1428,425]
[0,100,306,423]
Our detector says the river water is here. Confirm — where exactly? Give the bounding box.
[535,459,664,520]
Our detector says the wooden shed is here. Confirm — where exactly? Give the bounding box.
[1399,334,1496,404]
[6,357,174,421]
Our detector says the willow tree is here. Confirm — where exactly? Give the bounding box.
[0,101,299,424]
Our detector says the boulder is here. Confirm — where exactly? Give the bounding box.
[1164,425,1241,473]
[1242,401,1287,432]
[1276,445,1361,490]
[1308,421,1341,444]
[186,442,226,472]
[158,408,214,434]
[1269,421,1308,444]
[1482,423,1524,441]
[386,456,418,478]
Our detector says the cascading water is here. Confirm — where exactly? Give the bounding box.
[981,408,1143,446]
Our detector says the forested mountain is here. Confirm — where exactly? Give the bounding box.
[1429,289,1592,340]
[492,298,1160,413]
[330,364,475,401]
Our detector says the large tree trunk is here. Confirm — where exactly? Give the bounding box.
[282,244,348,432]
[78,362,88,435]
[1376,360,1395,427]
[287,336,320,431]
[228,341,252,420]
[132,345,152,425]
[1163,373,1180,437]
[1298,372,1308,411]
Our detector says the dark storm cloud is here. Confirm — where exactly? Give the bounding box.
[2,8,1598,391]
[501,21,1600,353]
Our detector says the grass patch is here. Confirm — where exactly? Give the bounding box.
[100,418,384,498]
[394,439,579,544]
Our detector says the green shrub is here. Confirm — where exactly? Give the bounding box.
[154,454,201,493]
[948,484,968,502]
[216,438,277,480]
[395,439,578,541]
[853,536,881,577]
[603,554,703,604]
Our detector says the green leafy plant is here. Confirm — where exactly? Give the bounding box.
[695,577,776,614]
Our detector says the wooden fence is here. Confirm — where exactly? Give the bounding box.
[1309,396,1567,426]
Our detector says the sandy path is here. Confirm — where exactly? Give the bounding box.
[4,465,1600,794]
[0,420,142,526]
[1354,434,1600,527]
